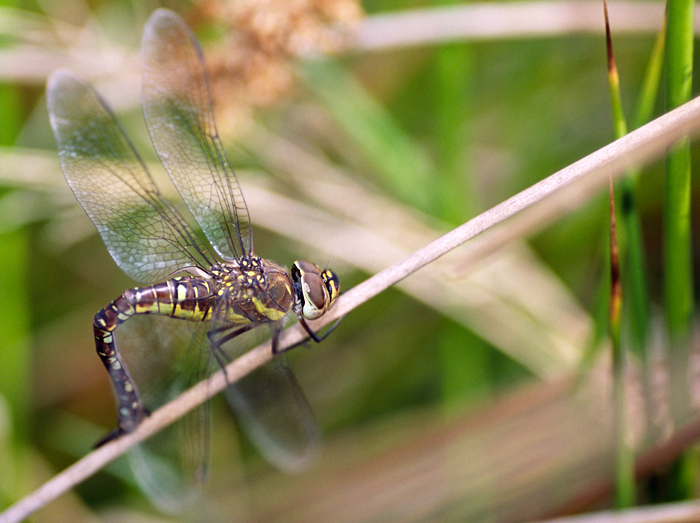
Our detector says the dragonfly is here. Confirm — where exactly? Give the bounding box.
[46,8,340,477]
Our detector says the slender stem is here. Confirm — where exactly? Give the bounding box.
[665,0,694,424]
[604,1,638,505]
[347,1,667,52]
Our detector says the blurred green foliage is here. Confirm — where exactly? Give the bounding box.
[1,0,698,521]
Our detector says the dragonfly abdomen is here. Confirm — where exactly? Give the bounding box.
[94,276,217,333]
[92,275,216,435]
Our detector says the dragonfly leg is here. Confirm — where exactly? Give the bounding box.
[207,324,256,383]
[281,315,345,353]
[209,323,255,350]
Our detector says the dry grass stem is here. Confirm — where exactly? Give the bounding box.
[540,498,700,522]
[244,130,590,375]
[345,1,667,51]
[0,3,679,84]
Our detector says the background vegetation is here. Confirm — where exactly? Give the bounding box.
[1,0,699,521]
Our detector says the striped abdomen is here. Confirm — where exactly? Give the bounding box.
[93,261,296,438]
[93,276,216,434]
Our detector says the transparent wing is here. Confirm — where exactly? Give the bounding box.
[223,356,321,472]
[119,316,211,511]
[208,291,320,471]
[47,70,212,283]
[142,9,252,261]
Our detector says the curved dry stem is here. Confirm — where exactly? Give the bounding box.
[0,2,677,84]
[3,95,700,523]
[347,1,667,52]
[540,500,700,523]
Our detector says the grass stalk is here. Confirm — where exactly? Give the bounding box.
[664,0,695,501]
[0,76,30,510]
[610,178,635,507]
[665,0,694,423]
[604,3,636,504]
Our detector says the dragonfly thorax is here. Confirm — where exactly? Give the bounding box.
[209,256,268,287]
[291,260,340,320]
[209,256,297,324]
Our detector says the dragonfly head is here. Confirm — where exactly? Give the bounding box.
[292,260,340,320]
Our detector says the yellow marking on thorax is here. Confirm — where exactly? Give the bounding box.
[251,296,286,321]
[223,309,251,324]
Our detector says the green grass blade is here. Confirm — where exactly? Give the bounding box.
[604,2,655,358]
[432,43,474,222]
[431,42,482,404]
[298,59,434,212]
[604,3,636,504]
[664,0,695,501]
[0,77,31,508]
[609,178,635,508]
[633,19,666,130]
[665,0,694,422]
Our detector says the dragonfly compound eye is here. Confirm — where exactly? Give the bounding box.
[292,260,335,320]
[300,272,328,319]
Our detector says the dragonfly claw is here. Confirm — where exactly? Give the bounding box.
[93,407,151,448]
[93,427,125,448]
